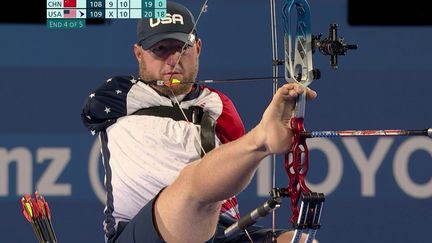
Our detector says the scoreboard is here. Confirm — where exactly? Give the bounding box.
[46,0,167,28]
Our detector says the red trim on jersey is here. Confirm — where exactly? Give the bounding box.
[220,197,241,220]
[201,86,244,218]
[204,87,245,144]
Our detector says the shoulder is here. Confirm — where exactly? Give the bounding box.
[80,75,139,133]
[198,86,236,111]
[200,86,245,143]
[94,76,138,92]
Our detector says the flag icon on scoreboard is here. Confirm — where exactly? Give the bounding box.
[64,9,76,18]
[64,0,76,8]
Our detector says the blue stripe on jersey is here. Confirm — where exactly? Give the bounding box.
[101,131,116,239]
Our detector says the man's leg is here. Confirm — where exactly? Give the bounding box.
[154,165,223,243]
[153,84,317,243]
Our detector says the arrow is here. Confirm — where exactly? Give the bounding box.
[141,76,286,86]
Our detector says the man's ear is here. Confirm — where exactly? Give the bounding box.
[195,39,202,56]
[133,43,143,62]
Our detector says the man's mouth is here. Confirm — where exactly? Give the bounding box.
[164,72,181,76]
[163,72,183,81]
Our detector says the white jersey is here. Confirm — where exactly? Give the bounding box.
[81,76,245,238]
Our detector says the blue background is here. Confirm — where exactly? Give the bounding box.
[1,0,431,242]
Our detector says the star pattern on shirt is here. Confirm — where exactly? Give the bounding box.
[116,90,122,94]
[91,130,96,135]
[86,115,91,120]
[130,77,137,84]
[106,78,112,83]
[104,107,111,114]
[89,93,95,98]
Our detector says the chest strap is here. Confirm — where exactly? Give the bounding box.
[133,106,216,157]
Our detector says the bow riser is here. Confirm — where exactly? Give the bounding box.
[283,2,325,242]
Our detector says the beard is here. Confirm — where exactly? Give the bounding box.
[139,59,199,97]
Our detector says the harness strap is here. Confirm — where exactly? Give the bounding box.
[200,111,216,157]
[133,106,216,157]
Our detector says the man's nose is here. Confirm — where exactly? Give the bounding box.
[165,50,182,67]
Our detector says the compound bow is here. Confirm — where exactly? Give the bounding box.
[226,0,357,242]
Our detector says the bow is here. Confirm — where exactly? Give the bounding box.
[225,0,357,242]
[282,1,323,242]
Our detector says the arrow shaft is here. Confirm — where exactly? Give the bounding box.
[302,128,432,138]
[140,76,286,86]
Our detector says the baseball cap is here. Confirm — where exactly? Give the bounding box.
[137,1,197,49]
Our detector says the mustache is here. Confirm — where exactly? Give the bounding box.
[139,60,199,88]
[162,69,183,75]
